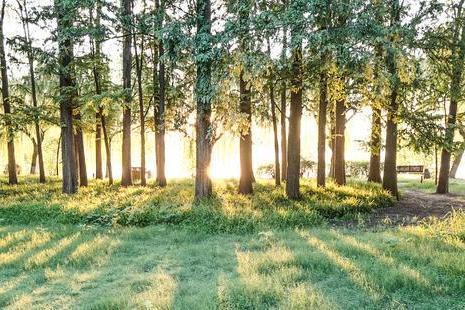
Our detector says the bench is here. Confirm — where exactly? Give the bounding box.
[131,167,151,182]
[396,165,426,182]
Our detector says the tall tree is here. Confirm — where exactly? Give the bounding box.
[154,0,167,187]
[55,0,78,194]
[75,112,87,186]
[286,16,303,199]
[267,39,280,186]
[121,0,133,186]
[133,1,146,186]
[437,0,465,194]
[382,0,401,199]
[237,0,253,194]
[17,0,45,183]
[0,0,18,185]
[195,0,213,198]
[280,28,287,182]
[317,68,328,187]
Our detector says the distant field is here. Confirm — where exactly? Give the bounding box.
[398,176,465,195]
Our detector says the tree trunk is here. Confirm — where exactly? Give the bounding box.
[101,113,113,184]
[75,113,88,187]
[334,98,346,185]
[270,73,280,186]
[30,138,38,175]
[437,15,465,193]
[328,110,335,179]
[368,105,382,183]
[382,0,400,199]
[20,2,45,183]
[95,111,103,179]
[239,70,253,194]
[0,0,18,185]
[286,43,302,199]
[56,0,78,194]
[280,28,287,182]
[154,0,167,187]
[56,133,61,176]
[450,147,464,179]
[121,0,133,187]
[195,0,213,198]
[317,71,328,187]
[133,25,146,186]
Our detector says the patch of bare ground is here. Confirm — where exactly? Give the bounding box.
[333,190,465,228]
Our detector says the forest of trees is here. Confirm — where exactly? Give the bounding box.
[1,0,465,199]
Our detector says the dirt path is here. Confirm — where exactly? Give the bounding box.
[368,190,465,226]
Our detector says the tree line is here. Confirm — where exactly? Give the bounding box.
[0,0,464,200]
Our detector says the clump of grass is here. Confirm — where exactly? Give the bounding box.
[0,177,393,232]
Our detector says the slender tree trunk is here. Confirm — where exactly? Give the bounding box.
[437,16,465,193]
[95,111,103,179]
[20,2,45,183]
[133,25,146,186]
[56,0,78,194]
[56,133,62,176]
[30,138,38,175]
[280,29,287,182]
[368,42,383,184]
[269,74,280,186]
[195,0,213,198]
[382,0,400,199]
[334,98,346,185]
[450,147,464,179]
[317,71,328,187]
[154,0,167,187]
[239,70,253,194]
[101,114,113,184]
[368,105,382,183]
[0,0,17,185]
[121,0,133,186]
[286,43,303,199]
[329,109,335,179]
[75,113,88,187]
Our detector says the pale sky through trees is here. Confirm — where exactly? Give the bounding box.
[1,0,461,179]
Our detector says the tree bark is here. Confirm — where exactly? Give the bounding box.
[19,2,45,183]
[334,98,346,185]
[133,20,146,186]
[121,0,133,186]
[195,0,213,198]
[101,113,113,184]
[280,28,287,182]
[286,44,302,199]
[450,147,464,179]
[437,8,465,193]
[95,111,103,179]
[382,0,400,199]
[328,109,335,179]
[317,71,328,187]
[75,113,88,187]
[30,138,38,175]
[239,70,253,194]
[368,105,382,183]
[56,0,78,194]
[154,0,167,187]
[270,74,280,186]
[0,0,18,185]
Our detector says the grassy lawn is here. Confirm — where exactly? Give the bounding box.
[398,176,465,195]
[1,178,465,309]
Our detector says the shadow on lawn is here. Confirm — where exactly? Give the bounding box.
[1,225,465,308]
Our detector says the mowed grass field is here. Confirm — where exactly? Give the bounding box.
[1,178,465,309]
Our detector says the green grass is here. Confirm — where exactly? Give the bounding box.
[1,215,465,309]
[398,177,465,195]
[0,177,393,232]
[1,178,464,309]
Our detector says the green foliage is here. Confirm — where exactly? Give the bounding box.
[346,160,369,178]
[0,177,393,233]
